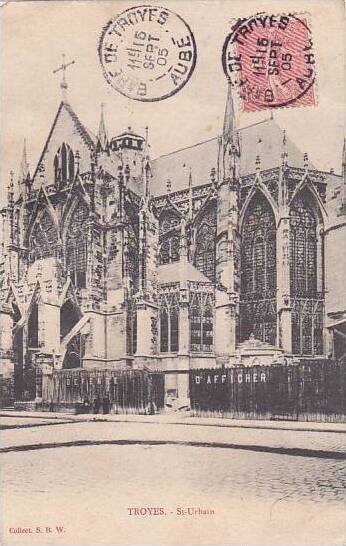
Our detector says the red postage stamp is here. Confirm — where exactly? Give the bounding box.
[222,13,316,111]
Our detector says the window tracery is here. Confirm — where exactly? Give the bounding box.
[54,143,75,187]
[66,202,89,289]
[194,204,217,282]
[159,210,181,265]
[290,196,318,296]
[190,292,214,352]
[290,195,324,355]
[240,194,277,345]
[29,211,59,262]
[159,291,179,353]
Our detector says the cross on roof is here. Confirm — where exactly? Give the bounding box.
[53,54,75,99]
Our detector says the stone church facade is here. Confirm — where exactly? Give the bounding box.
[0,83,345,404]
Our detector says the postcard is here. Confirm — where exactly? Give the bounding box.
[0,1,345,545]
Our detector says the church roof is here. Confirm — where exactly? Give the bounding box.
[113,129,145,140]
[150,117,315,196]
[158,261,211,284]
[63,102,96,148]
[32,101,95,183]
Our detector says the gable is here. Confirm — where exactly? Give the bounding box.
[32,102,95,190]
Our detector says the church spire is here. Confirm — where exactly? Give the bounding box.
[223,79,235,145]
[7,171,15,242]
[281,129,288,167]
[221,80,240,183]
[279,129,288,207]
[143,125,152,198]
[144,125,149,158]
[188,167,193,220]
[97,103,108,151]
[20,138,30,181]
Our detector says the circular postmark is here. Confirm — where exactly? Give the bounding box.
[98,5,197,102]
[222,13,316,111]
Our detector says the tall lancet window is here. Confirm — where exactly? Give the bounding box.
[54,143,74,187]
[190,292,214,352]
[159,291,179,353]
[194,204,217,282]
[159,210,181,265]
[66,202,89,289]
[290,194,324,356]
[240,194,277,345]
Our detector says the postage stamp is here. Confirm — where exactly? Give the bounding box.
[98,5,196,102]
[222,13,316,111]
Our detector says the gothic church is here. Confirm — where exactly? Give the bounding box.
[0,81,345,404]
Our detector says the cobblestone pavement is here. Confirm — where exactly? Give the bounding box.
[1,420,345,546]
[0,413,345,457]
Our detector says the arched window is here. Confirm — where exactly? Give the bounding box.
[290,196,318,296]
[159,210,181,265]
[66,203,89,289]
[54,143,74,187]
[159,291,179,353]
[290,194,324,355]
[190,292,214,352]
[194,204,217,282]
[240,194,277,345]
[29,210,59,262]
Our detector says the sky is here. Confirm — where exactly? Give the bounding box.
[0,0,344,206]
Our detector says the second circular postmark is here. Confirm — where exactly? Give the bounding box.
[98,5,197,102]
[222,13,317,111]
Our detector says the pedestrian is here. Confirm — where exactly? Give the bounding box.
[102,396,110,414]
[83,396,90,414]
[92,396,100,414]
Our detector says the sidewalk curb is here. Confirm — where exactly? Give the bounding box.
[1,411,345,434]
[0,438,345,460]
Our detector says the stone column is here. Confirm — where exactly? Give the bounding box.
[83,310,107,368]
[176,286,190,402]
[277,216,292,352]
[316,224,324,293]
[215,290,235,366]
[40,302,60,353]
[135,299,158,367]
